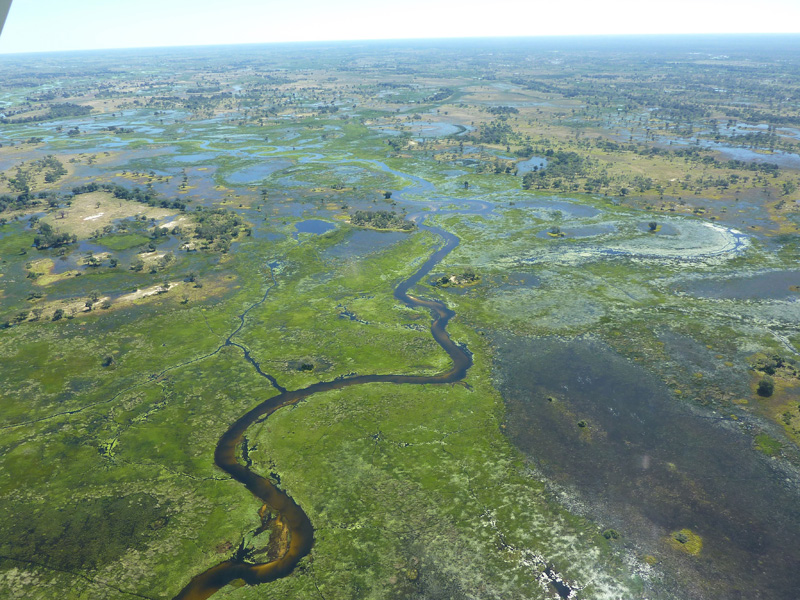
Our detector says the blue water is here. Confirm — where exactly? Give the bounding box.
[226,159,293,184]
[293,219,336,240]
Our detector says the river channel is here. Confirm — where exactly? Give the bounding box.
[173,223,472,599]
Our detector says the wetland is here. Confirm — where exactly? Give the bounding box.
[2,35,800,600]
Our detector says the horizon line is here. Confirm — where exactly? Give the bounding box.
[2,31,799,57]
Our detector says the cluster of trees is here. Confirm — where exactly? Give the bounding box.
[40,155,67,183]
[423,88,453,103]
[0,155,67,199]
[386,135,412,152]
[33,222,77,249]
[350,210,415,230]
[522,151,585,190]
[434,267,478,287]
[185,86,222,94]
[727,108,800,127]
[70,182,187,211]
[478,158,516,175]
[193,208,243,252]
[473,119,514,145]
[0,191,52,214]
[102,126,134,134]
[487,106,519,115]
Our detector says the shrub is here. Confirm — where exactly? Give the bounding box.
[757,376,775,397]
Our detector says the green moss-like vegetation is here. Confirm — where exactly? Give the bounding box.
[755,433,783,456]
[668,529,703,556]
[95,233,151,250]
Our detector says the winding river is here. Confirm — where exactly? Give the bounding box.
[173,225,472,599]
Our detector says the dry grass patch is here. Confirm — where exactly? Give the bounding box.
[40,192,174,238]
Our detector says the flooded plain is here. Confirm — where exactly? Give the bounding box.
[672,270,800,300]
[495,335,800,600]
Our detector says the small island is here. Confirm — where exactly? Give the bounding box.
[433,267,480,287]
[350,210,415,231]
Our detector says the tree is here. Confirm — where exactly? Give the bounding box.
[758,375,775,397]
[52,308,64,321]
[648,221,658,232]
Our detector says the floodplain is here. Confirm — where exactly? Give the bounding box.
[1,36,800,600]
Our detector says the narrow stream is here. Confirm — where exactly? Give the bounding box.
[173,225,471,599]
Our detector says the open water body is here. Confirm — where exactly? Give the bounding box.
[673,270,800,300]
[372,121,471,138]
[516,156,549,174]
[497,336,800,600]
[322,229,406,259]
[226,160,293,184]
[292,219,335,240]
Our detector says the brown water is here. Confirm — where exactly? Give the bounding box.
[173,225,472,599]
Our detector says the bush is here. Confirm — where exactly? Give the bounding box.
[757,376,775,397]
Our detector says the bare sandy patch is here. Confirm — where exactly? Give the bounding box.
[118,281,181,302]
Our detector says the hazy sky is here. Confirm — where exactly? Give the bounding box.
[0,0,799,53]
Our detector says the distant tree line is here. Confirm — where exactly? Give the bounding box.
[0,103,91,124]
[487,106,519,115]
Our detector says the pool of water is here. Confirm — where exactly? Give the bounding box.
[672,269,800,300]
[292,219,336,240]
[169,152,221,164]
[516,156,549,174]
[519,198,602,220]
[322,228,407,259]
[226,159,294,184]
